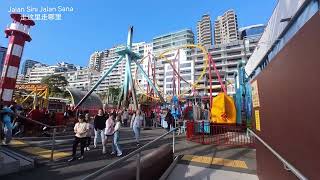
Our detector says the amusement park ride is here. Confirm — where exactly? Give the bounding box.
[1,13,248,125]
[72,26,241,125]
[14,83,49,109]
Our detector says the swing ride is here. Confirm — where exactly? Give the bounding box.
[74,26,241,126]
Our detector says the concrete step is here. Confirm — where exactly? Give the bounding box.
[0,147,34,176]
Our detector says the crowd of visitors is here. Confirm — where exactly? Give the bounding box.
[1,102,193,163]
[68,107,149,161]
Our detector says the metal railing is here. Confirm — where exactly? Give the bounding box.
[186,121,254,146]
[82,127,180,180]
[6,112,65,162]
[247,129,308,180]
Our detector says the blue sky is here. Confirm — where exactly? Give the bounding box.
[0,0,277,68]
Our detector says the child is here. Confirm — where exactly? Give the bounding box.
[84,113,94,151]
[112,115,122,156]
[68,114,88,162]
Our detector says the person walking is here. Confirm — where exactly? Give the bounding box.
[1,105,14,145]
[104,114,115,153]
[122,108,129,127]
[111,115,122,156]
[84,113,94,151]
[131,110,143,146]
[93,109,106,154]
[68,115,88,162]
[12,107,25,137]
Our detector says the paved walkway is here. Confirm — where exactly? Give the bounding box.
[168,164,258,180]
[1,127,257,180]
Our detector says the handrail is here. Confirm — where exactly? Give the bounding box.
[1,111,65,161]
[7,111,65,129]
[82,127,180,180]
[247,128,308,180]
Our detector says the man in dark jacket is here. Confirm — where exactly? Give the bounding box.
[165,109,174,131]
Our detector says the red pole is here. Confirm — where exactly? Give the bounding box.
[208,53,227,94]
[208,53,213,109]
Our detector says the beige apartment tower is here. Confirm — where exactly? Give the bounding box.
[214,9,239,45]
[197,14,213,46]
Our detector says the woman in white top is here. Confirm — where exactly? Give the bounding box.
[131,110,144,146]
[111,115,122,156]
[68,115,88,162]
[104,114,115,154]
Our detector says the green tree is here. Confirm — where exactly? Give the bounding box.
[41,74,69,97]
[108,86,121,104]
[98,92,108,104]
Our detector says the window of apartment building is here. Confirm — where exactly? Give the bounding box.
[162,44,171,48]
[180,63,191,68]
[166,71,173,76]
[195,62,203,66]
[212,54,222,58]
[226,44,241,49]
[227,58,241,63]
[166,90,173,95]
[227,51,242,56]
[166,77,172,82]
[181,75,191,80]
[180,69,191,74]
[180,83,189,88]
[228,72,235,76]
[228,64,237,69]
[196,56,203,60]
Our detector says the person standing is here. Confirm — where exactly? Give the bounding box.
[84,113,94,151]
[111,115,122,156]
[27,106,44,135]
[165,109,174,131]
[122,108,129,127]
[104,114,115,153]
[1,105,14,145]
[68,115,88,162]
[93,109,106,154]
[131,110,143,146]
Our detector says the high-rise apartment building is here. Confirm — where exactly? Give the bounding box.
[0,46,7,76]
[197,14,213,46]
[27,62,80,83]
[152,29,195,97]
[55,68,99,91]
[89,42,147,93]
[214,9,239,45]
[191,37,260,96]
[21,59,41,75]
[89,51,104,72]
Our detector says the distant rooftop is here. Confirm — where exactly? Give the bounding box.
[153,29,193,40]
